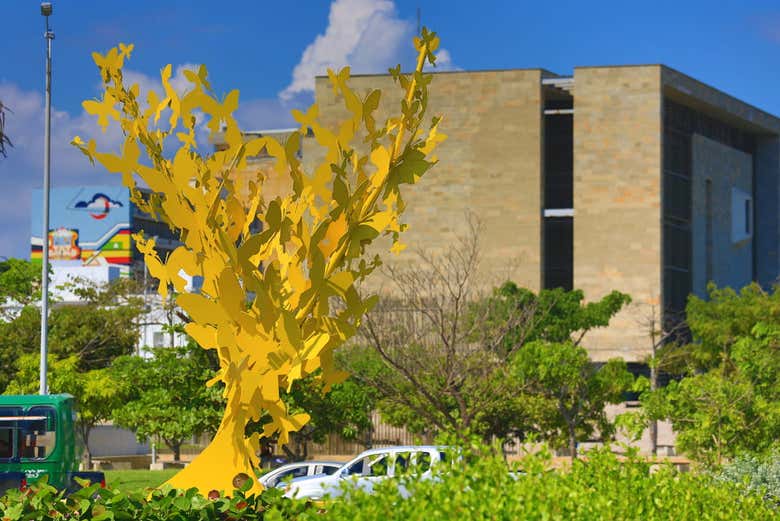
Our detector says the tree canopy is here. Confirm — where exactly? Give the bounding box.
[0,258,41,314]
[0,271,144,392]
[256,374,377,461]
[345,226,632,443]
[511,341,633,460]
[111,344,224,462]
[643,283,780,465]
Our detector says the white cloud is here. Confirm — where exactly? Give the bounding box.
[427,48,460,72]
[280,0,413,101]
[234,97,299,132]
[280,0,458,101]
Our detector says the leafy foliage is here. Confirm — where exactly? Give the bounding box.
[0,269,144,464]
[2,444,777,520]
[643,283,780,465]
[0,274,144,392]
[111,344,225,461]
[73,28,446,492]
[0,258,41,313]
[484,282,631,350]
[0,475,309,521]
[278,375,376,461]
[312,445,778,520]
[346,226,631,442]
[716,451,780,505]
[511,341,633,460]
[685,283,780,370]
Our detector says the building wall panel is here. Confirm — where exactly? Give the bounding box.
[573,66,663,362]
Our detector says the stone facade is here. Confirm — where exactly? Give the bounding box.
[303,69,546,291]
[235,65,780,365]
[572,66,663,362]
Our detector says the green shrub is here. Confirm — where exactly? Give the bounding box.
[716,452,780,504]
[0,476,306,521]
[304,446,778,521]
[2,447,777,520]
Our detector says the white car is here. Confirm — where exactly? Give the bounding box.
[258,461,343,489]
[284,445,448,500]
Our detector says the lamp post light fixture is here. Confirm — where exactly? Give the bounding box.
[39,1,54,395]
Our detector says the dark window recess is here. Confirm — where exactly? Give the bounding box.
[663,223,691,270]
[663,268,691,316]
[544,114,573,209]
[663,173,691,222]
[0,427,11,459]
[745,199,751,235]
[0,407,22,460]
[663,130,691,175]
[664,99,755,154]
[663,101,694,323]
[544,98,572,110]
[543,217,573,291]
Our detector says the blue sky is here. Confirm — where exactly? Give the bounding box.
[1,0,779,258]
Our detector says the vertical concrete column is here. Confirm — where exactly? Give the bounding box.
[572,66,663,362]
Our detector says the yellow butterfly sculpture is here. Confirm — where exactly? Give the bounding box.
[73,29,446,495]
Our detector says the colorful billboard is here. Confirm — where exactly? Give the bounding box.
[31,186,132,270]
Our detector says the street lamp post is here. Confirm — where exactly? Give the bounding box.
[39,2,54,395]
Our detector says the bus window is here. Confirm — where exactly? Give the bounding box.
[21,407,57,460]
[0,407,22,460]
[0,427,12,459]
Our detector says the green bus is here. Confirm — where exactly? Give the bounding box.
[0,394,104,493]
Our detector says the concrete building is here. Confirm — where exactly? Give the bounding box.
[301,65,780,363]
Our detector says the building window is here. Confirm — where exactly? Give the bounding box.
[542,89,573,292]
[544,113,573,209]
[662,121,692,320]
[731,188,752,243]
[543,217,573,291]
[153,331,166,348]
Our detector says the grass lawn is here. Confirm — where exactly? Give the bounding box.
[103,469,179,492]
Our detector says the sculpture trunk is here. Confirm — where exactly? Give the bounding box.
[165,394,260,495]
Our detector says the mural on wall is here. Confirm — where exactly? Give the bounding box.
[31,186,131,270]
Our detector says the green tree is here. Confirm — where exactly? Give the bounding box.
[0,258,41,314]
[51,278,145,369]
[347,223,631,442]
[4,354,122,465]
[482,281,631,349]
[511,341,633,461]
[272,375,377,461]
[632,297,690,455]
[0,276,144,392]
[111,344,224,462]
[643,283,780,466]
